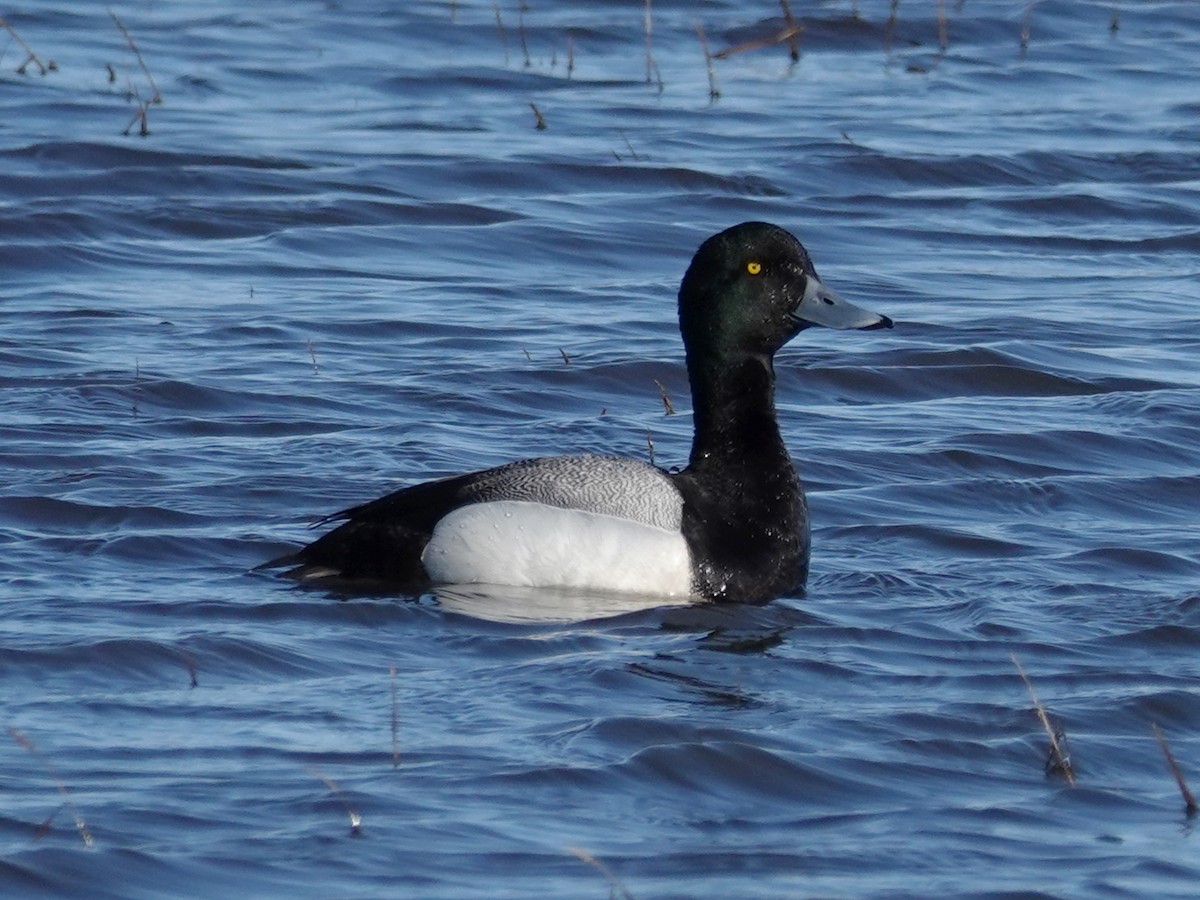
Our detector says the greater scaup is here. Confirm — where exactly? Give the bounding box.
[268,222,891,602]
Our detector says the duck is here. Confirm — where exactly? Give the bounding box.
[268,222,892,603]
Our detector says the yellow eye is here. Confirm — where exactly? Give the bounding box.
[746,261,762,275]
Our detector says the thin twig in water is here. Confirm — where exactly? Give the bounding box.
[493,3,509,65]
[1011,653,1076,786]
[8,728,94,847]
[619,131,641,161]
[645,430,655,467]
[308,768,363,835]
[0,17,48,75]
[1152,723,1198,817]
[936,0,948,55]
[110,10,161,103]
[390,665,401,769]
[181,649,198,688]
[1020,0,1035,57]
[122,81,151,136]
[558,347,570,365]
[132,358,141,417]
[529,101,547,130]
[695,19,719,101]
[566,34,574,77]
[643,0,654,84]
[517,2,531,68]
[307,339,319,374]
[567,847,636,900]
[653,379,675,415]
[713,6,803,63]
[884,0,900,54]
[780,0,801,61]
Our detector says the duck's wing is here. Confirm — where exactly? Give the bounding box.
[320,454,681,528]
[264,455,683,586]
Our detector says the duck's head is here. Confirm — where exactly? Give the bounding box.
[678,221,892,361]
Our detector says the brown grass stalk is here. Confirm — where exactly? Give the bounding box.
[653,379,675,415]
[1020,0,1035,57]
[8,728,94,847]
[780,0,801,61]
[517,2,531,68]
[109,10,161,103]
[530,102,547,130]
[1152,723,1198,817]
[713,24,803,61]
[390,665,400,769]
[493,3,509,65]
[884,0,900,54]
[643,0,653,83]
[567,847,635,900]
[1,17,48,75]
[694,19,719,100]
[1011,653,1075,786]
[308,768,363,835]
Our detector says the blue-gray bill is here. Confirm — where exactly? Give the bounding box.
[791,277,893,330]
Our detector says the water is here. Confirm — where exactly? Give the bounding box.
[3,1,1199,896]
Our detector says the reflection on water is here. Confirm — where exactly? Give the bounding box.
[433,583,696,624]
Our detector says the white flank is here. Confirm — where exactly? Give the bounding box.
[421,500,693,596]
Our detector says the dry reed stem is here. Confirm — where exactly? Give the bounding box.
[517,3,531,68]
[884,0,900,54]
[181,648,198,688]
[307,339,319,374]
[493,4,509,65]
[109,10,160,103]
[567,847,636,900]
[840,129,865,150]
[308,768,363,835]
[0,16,49,75]
[645,430,655,466]
[713,23,803,60]
[122,97,150,136]
[390,665,401,769]
[558,346,570,364]
[643,0,653,84]
[780,0,801,61]
[8,728,94,847]
[132,358,141,417]
[617,131,641,162]
[653,379,675,415]
[530,101,547,130]
[1152,723,1198,817]
[1011,654,1076,786]
[694,19,719,100]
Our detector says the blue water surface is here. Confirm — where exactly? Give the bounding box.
[2,1,1199,897]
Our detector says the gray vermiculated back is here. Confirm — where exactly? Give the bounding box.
[456,455,683,530]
